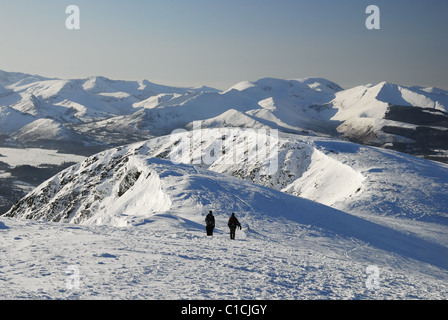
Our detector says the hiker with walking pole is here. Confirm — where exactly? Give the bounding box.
[228,212,242,240]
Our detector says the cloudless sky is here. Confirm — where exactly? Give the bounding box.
[0,0,447,90]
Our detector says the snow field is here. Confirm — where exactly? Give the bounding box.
[2,129,448,300]
[0,147,86,167]
[2,148,447,299]
[1,70,448,300]
[1,214,446,300]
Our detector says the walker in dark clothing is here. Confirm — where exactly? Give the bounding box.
[228,213,242,239]
[205,211,215,236]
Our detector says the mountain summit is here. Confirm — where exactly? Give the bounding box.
[1,71,448,299]
[0,70,447,162]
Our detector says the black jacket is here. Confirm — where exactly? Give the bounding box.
[228,215,241,229]
[205,213,215,227]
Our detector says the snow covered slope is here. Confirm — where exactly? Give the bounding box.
[0,71,219,151]
[95,78,448,163]
[1,70,448,162]
[2,70,448,300]
[331,82,448,162]
[1,136,447,299]
[13,118,85,148]
[1,207,447,300]
[0,72,345,147]
[109,129,448,224]
[7,129,448,225]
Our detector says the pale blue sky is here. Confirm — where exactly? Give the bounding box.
[0,0,447,90]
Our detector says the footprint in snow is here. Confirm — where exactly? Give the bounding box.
[93,253,118,259]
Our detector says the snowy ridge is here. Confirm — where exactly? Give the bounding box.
[1,70,448,299]
[330,82,448,161]
[147,129,366,211]
[4,130,357,225]
[144,129,448,224]
[4,137,448,265]
[2,132,448,299]
[7,128,448,225]
[1,70,448,161]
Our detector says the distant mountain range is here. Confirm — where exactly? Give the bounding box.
[1,70,447,162]
[2,71,448,300]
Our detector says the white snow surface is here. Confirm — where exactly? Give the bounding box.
[1,211,446,300]
[2,130,448,299]
[2,70,448,155]
[0,147,85,167]
[1,71,448,300]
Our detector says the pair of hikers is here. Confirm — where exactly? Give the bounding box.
[205,211,242,239]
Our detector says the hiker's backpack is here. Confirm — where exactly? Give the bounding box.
[206,214,215,226]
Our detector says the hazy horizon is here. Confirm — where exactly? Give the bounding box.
[1,0,447,90]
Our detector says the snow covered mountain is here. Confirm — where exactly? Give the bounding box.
[2,70,448,299]
[1,70,447,163]
[6,129,448,225]
[2,129,448,299]
[331,82,448,162]
[0,71,219,151]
